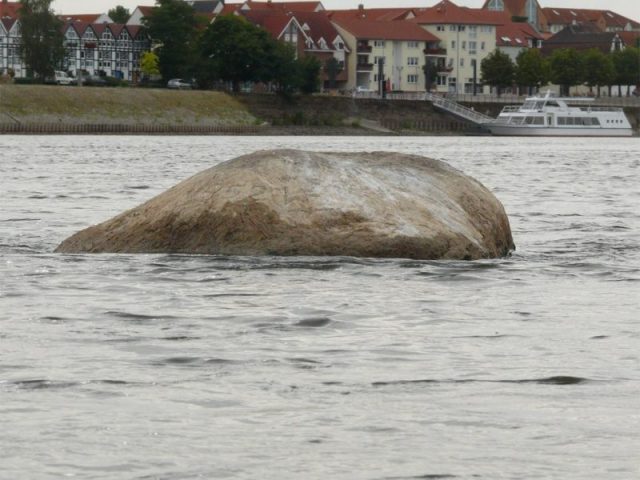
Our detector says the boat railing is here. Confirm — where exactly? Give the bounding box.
[578,106,624,112]
[500,106,521,113]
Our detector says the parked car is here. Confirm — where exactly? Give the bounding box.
[75,74,108,86]
[167,78,193,90]
[45,71,73,85]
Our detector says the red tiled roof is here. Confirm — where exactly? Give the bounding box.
[292,11,342,47]
[542,8,639,30]
[413,0,501,25]
[219,4,243,15]
[618,31,640,46]
[327,8,415,22]
[59,14,105,24]
[0,1,20,18]
[333,18,440,42]
[137,6,155,16]
[244,1,324,13]
[496,22,540,46]
[127,25,143,38]
[65,21,92,37]
[241,10,299,39]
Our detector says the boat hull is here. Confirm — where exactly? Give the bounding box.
[484,125,634,137]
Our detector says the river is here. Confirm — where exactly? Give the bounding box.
[1,135,639,479]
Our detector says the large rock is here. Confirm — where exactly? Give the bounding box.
[55,149,515,260]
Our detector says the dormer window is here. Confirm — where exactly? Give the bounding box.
[488,0,504,11]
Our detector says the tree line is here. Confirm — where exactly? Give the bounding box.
[14,0,323,94]
[481,47,640,97]
[144,0,321,93]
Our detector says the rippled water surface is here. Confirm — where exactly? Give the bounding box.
[1,136,639,480]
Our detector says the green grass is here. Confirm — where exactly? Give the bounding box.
[0,85,256,126]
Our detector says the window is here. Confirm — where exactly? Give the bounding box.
[488,0,504,11]
[407,41,419,48]
[374,40,385,48]
[460,58,464,67]
[458,25,466,32]
[481,41,486,50]
[527,0,538,26]
[469,41,477,54]
[451,40,456,48]
[449,25,456,32]
[374,56,385,65]
[407,57,419,66]
[407,74,418,84]
[462,41,466,49]
[437,25,445,31]
[469,26,477,32]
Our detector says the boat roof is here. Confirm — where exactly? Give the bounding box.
[525,91,595,102]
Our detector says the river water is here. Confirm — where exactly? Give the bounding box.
[1,136,639,480]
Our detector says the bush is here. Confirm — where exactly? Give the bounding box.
[13,77,38,85]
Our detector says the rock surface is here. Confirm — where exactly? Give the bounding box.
[55,149,515,260]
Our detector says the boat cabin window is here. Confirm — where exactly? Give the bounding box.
[557,117,600,126]
[522,101,544,110]
[524,116,544,125]
[546,101,560,107]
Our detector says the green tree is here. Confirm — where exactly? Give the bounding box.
[480,50,515,96]
[143,0,201,82]
[140,51,160,78]
[197,15,273,92]
[19,0,64,81]
[108,5,131,24]
[325,57,343,90]
[515,48,550,95]
[612,47,640,96]
[582,49,615,97]
[549,48,584,96]
[297,55,321,94]
[422,59,438,92]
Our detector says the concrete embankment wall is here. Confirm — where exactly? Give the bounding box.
[237,93,469,132]
[0,86,468,134]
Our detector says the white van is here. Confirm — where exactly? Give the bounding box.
[54,71,73,85]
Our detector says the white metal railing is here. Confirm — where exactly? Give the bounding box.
[425,92,493,125]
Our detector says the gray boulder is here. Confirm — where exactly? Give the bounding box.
[55,149,515,260]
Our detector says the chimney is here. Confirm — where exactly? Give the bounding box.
[358,4,364,11]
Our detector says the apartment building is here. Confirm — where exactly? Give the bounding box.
[331,16,442,92]
[413,0,500,94]
[61,21,150,81]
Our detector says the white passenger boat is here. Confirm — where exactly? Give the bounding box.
[482,91,633,137]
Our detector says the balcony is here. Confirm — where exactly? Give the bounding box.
[437,66,454,74]
[356,63,374,72]
[424,47,447,56]
[357,43,372,53]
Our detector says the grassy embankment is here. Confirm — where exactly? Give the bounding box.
[0,85,257,126]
